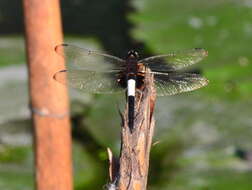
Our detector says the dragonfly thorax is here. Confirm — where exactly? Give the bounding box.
[126,50,139,75]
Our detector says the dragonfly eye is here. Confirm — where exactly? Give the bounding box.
[127,50,139,59]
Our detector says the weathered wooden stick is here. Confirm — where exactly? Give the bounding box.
[23,0,73,190]
[107,69,156,190]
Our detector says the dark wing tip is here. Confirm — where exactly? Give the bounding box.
[197,76,209,89]
[202,77,209,86]
[59,69,67,73]
[194,48,208,57]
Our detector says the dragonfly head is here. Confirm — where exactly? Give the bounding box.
[127,50,139,59]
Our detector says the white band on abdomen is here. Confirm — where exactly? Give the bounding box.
[127,79,136,96]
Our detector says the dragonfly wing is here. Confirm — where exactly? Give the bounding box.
[55,44,125,71]
[54,69,124,94]
[139,48,208,71]
[152,72,209,96]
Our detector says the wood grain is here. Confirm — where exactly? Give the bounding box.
[108,69,156,190]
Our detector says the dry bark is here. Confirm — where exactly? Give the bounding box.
[107,70,156,190]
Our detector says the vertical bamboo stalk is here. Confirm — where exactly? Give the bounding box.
[23,1,73,190]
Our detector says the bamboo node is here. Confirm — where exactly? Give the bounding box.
[30,106,69,118]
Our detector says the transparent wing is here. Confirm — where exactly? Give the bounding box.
[54,69,124,94]
[55,44,125,71]
[139,48,208,71]
[152,71,209,96]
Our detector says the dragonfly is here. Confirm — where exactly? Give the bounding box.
[54,44,209,130]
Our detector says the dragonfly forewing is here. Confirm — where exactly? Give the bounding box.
[55,44,125,72]
[139,48,208,71]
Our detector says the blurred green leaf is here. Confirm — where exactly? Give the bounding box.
[130,0,252,101]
